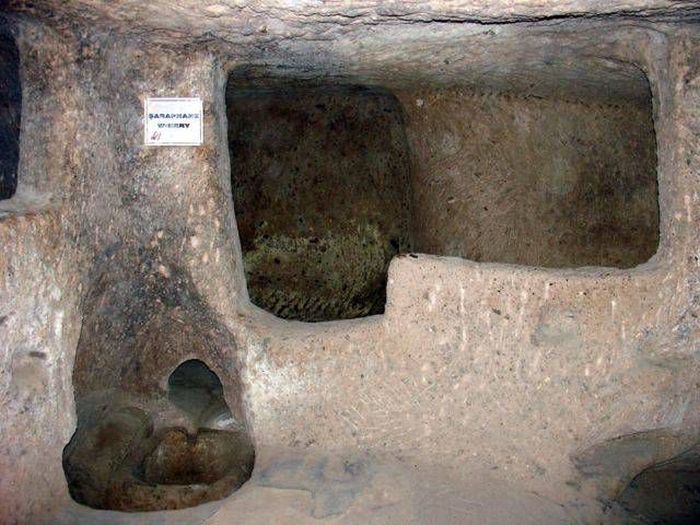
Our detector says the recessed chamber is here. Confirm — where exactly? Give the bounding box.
[403,81,659,269]
[227,78,411,322]
[63,263,255,512]
[0,28,21,201]
[62,361,255,512]
[227,62,658,321]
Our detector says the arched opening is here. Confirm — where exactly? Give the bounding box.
[168,359,236,430]
[62,359,255,511]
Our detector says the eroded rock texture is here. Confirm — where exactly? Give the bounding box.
[228,82,411,321]
[0,1,699,525]
[63,390,255,511]
[0,28,21,200]
[402,87,659,268]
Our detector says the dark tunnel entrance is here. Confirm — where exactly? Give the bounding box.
[0,28,21,201]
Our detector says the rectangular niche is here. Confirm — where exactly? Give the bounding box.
[227,60,659,322]
[401,71,659,269]
[0,29,21,201]
[226,76,411,322]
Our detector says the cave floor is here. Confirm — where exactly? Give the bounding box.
[55,447,597,525]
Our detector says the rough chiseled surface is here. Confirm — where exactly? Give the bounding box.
[228,84,410,321]
[400,87,659,268]
[63,396,255,512]
[0,1,698,524]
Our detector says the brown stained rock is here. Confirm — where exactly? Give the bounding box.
[0,2,699,525]
[400,88,659,268]
[63,393,255,512]
[62,405,154,509]
[142,428,192,485]
[141,428,254,487]
[228,83,411,321]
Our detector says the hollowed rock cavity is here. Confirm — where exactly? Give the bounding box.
[227,80,411,322]
[229,68,658,322]
[404,83,659,269]
[63,362,255,512]
[617,445,700,524]
[0,29,21,201]
[63,261,255,511]
[168,359,237,430]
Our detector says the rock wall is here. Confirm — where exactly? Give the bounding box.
[400,87,658,268]
[0,2,698,524]
[228,83,411,321]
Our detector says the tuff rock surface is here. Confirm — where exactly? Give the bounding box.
[0,1,699,524]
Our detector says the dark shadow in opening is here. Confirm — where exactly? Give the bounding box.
[168,359,237,431]
[0,26,21,201]
[227,72,412,322]
[618,447,700,524]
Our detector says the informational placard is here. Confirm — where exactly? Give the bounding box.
[144,97,203,146]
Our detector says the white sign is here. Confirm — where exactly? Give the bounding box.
[144,97,203,146]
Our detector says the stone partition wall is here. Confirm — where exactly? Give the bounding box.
[0,2,699,524]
